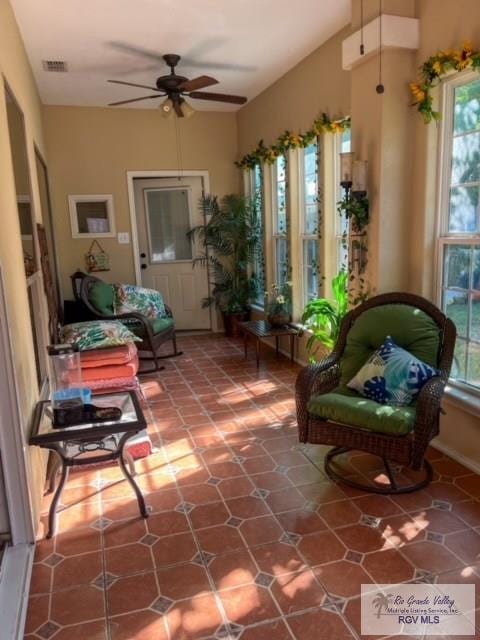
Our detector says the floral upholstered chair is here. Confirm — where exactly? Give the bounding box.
[80,275,182,373]
[296,292,456,494]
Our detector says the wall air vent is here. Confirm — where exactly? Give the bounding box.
[42,60,68,72]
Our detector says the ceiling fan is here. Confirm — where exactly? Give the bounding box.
[107,53,247,116]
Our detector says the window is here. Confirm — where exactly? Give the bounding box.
[438,73,480,391]
[301,142,320,303]
[274,155,289,285]
[252,164,265,304]
[335,128,352,272]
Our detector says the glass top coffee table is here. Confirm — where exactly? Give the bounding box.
[239,320,299,368]
[30,391,148,538]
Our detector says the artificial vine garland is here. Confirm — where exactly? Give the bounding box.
[410,40,480,123]
[236,113,350,169]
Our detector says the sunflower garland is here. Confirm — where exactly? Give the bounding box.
[410,40,480,123]
[236,113,350,169]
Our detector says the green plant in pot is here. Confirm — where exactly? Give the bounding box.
[337,192,369,233]
[189,194,261,337]
[265,281,292,327]
[301,271,348,359]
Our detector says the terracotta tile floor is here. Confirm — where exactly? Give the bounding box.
[25,335,480,639]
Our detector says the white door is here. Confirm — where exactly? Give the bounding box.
[134,177,211,330]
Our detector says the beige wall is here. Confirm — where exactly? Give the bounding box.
[43,106,239,297]
[0,0,48,526]
[237,26,351,156]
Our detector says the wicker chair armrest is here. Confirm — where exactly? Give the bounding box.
[295,355,341,442]
[93,311,155,342]
[411,375,446,467]
[164,304,173,318]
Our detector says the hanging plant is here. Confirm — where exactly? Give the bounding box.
[236,114,350,169]
[410,40,480,123]
[337,193,369,233]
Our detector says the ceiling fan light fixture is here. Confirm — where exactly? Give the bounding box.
[180,100,195,119]
[160,98,174,117]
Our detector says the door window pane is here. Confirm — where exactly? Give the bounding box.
[145,189,192,262]
[303,143,318,234]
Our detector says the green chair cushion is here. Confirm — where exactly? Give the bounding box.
[131,316,174,339]
[89,281,115,316]
[307,386,416,436]
[339,304,440,387]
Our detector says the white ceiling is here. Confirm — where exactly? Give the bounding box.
[11,0,350,111]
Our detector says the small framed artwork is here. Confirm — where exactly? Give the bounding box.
[69,194,115,238]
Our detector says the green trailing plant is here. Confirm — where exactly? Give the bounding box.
[337,193,369,232]
[301,271,349,359]
[188,194,261,314]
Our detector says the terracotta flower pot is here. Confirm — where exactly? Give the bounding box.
[223,309,251,337]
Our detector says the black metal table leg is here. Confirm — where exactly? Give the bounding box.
[255,338,260,368]
[290,334,294,363]
[118,435,148,518]
[47,460,69,539]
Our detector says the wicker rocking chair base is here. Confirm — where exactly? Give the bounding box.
[324,447,433,495]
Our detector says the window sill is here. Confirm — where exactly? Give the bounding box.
[444,383,480,418]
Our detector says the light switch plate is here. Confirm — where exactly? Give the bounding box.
[118,232,130,244]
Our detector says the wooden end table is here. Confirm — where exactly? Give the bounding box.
[239,320,299,368]
[29,391,148,538]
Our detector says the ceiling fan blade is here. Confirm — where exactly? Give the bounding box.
[182,57,257,72]
[173,101,184,117]
[108,79,160,92]
[178,75,218,92]
[108,94,162,106]
[108,41,164,62]
[189,91,247,105]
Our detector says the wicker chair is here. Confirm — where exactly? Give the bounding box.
[80,275,182,373]
[296,292,456,494]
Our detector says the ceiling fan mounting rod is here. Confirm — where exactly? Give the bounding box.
[163,53,181,74]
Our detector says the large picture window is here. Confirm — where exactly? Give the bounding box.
[438,73,480,391]
[301,142,320,304]
[274,155,289,285]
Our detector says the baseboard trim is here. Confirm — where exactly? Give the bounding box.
[431,439,480,475]
[0,543,34,640]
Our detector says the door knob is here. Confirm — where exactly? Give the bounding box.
[140,252,146,258]
[141,264,147,270]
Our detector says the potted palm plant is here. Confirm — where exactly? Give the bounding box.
[189,194,261,337]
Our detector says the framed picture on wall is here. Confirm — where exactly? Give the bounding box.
[69,194,115,238]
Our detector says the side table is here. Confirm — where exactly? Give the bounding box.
[239,320,299,368]
[30,391,148,538]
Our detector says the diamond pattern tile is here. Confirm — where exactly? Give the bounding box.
[90,517,112,530]
[140,533,159,546]
[27,334,480,640]
[226,516,243,528]
[175,502,195,514]
[42,553,63,567]
[151,596,174,614]
[432,499,452,511]
[254,572,274,587]
[36,621,61,639]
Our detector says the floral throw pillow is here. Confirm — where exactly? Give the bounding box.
[347,335,439,406]
[114,284,167,319]
[61,321,141,351]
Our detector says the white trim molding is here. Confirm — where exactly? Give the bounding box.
[342,15,419,71]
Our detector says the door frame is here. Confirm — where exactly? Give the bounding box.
[126,170,218,331]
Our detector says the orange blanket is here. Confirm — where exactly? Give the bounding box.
[80,343,137,368]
